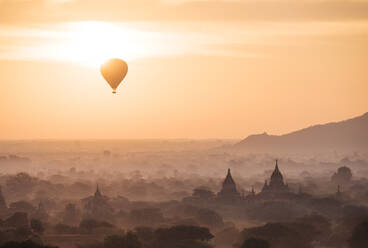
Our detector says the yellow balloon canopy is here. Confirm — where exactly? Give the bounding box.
[100,58,128,94]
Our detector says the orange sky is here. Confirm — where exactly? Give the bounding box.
[0,0,367,139]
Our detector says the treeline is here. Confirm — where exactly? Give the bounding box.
[77,225,213,248]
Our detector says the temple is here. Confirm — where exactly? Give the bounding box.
[217,161,290,202]
[261,160,289,193]
[217,168,241,202]
[82,184,114,221]
[185,160,299,205]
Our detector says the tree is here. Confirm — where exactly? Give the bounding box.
[79,219,114,233]
[193,188,215,199]
[296,214,331,241]
[331,166,353,185]
[14,227,32,242]
[62,203,81,226]
[349,221,368,248]
[213,227,239,248]
[240,222,318,248]
[104,232,142,248]
[6,173,37,199]
[134,227,155,248]
[30,219,44,235]
[104,235,125,248]
[128,208,164,226]
[241,238,270,248]
[125,232,142,248]
[0,240,57,248]
[9,201,36,213]
[153,225,214,248]
[54,223,78,235]
[4,212,29,229]
[196,208,224,228]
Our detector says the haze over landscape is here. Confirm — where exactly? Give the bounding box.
[1,1,368,248]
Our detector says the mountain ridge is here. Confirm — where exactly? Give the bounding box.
[233,112,368,153]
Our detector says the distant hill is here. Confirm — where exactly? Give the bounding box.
[232,112,368,153]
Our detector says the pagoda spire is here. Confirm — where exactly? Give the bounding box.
[336,184,343,198]
[262,180,269,191]
[271,159,283,182]
[275,159,279,171]
[95,184,102,197]
[223,168,235,185]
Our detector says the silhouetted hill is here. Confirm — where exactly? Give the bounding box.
[233,112,368,153]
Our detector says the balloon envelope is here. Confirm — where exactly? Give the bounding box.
[100,58,128,93]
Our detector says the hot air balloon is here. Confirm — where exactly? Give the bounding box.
[100,58,128,94]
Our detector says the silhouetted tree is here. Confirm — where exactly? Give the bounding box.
[296,213,332,241]
[193,188,215,199]
[332,166,353,185]
[134,227,155,248]
[53,223,78,235]
[14,227,33,242]
[0,240,57,248]
[213,226,239,248]
[9,201,35,213]
[104,235,126,248]
[30,219,44,235]
[79,219,114,232]
[62,203,81,225]
[4,212,29,229]
[104,232,141,248]
[128,208,164,227]
[349,221,368,248]
[240,222,319,248]
[196,208,224,229]
[241,238,270,248]
[76,242,103,248]
[6,173,38,199]
[153,225,214,248]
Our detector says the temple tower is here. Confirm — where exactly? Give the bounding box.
[217,169,241,202]
[262,160,289,193]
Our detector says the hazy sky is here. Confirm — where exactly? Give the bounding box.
[0,0,367,139]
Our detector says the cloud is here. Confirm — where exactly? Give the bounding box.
[1,20,367,63]
[1,0,368,24]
